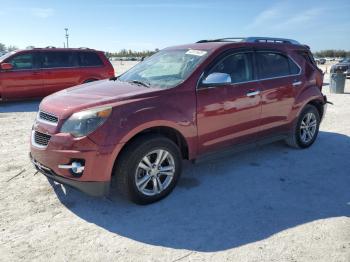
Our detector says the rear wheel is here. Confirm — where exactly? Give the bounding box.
[286,104,320,148]
[114,135,182,205]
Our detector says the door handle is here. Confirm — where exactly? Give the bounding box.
[246,90,261,97]
[292,81,302,87]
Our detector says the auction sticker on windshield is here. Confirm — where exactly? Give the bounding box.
[186,49,207,56]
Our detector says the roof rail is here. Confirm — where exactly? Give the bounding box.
[45,46,56,49]
[197,37,246,43]
[245,37,300,45]
[196,37,300,45]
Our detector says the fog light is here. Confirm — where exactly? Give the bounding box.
[58,160,85,177]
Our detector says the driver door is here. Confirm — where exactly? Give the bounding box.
[196,51,262,155]
[1,51,43,100]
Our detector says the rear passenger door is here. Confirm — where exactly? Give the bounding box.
[40,51,80,96]
[255,50,301,137]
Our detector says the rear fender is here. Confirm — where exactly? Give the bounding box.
[294,85,325,118]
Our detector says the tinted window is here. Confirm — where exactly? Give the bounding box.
[257,52,300,79]
[208,53,253,83]
[289,58,300,74]
[41,51,76,68]
[299,51,317,67]
[8,53,34,70]
[78,52,103,66]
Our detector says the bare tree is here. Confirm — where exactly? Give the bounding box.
[7,45,18,52]
[0,43,5,52]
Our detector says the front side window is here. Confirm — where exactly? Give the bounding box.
[205,53,253,84]
[119,49,209,89]
[0,51,16,63]
[8,53,34,70]
[256,52,300,79]
[41,52,76,68]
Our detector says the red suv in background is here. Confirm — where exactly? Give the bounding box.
[0,48,114,101]
[30,37,327,204]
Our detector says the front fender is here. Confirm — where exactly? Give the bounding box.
[116,103,197,155]
[89,90,198,160]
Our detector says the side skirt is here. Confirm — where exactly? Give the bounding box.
[194,134,288,164]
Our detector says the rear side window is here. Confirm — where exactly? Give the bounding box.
[208,52,253,84]
[8,53,34,70]
[41,52,77,68]
[78,52,103,67]
[256,52,300,79]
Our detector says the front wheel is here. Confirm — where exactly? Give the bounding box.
[114,135,182,205]
[286,104,320,148]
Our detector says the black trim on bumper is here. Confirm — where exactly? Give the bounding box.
[30,154,110,197]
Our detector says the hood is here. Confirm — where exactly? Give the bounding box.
[40,79,162,119]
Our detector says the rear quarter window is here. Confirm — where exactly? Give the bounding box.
[299,51,317,67]
[78,52,103,67]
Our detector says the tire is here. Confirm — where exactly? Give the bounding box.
[286,104,320,149]
[114,134,182,205]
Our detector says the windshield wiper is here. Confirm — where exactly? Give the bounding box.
[128,80,150,88]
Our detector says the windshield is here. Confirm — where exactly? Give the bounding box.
[340,58,350,63]
[119,49,208,89]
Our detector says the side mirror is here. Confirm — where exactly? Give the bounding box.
[202,72,231,85]
[1,63,13,70]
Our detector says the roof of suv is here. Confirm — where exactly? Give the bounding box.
[166,37,308,52]
[12,47,102,53]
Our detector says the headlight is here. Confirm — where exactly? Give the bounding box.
[60,106,112,137]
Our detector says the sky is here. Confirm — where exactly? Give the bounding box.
[1,0,349,52]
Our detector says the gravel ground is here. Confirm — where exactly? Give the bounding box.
[0,64,349,261]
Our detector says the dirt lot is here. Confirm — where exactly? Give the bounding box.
[0,62,349,261]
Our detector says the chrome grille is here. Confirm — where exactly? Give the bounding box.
[38,111,58,124]
[34,131,51,146]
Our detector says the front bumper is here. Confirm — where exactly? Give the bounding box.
[30,124,125,197]
[30,154,110,196]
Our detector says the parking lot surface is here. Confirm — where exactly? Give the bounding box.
[0,63,349,261]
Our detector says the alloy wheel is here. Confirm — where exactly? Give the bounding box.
[135,149,175,196]
[300,112,317,143]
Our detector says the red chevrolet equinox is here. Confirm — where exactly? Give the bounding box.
[30,37,327,204]
[0,48,114,101]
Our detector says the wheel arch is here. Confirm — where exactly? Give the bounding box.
[111,125,191,177]
[296,97,325,121]
[306,99,324,119]
[294,85,325,119]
